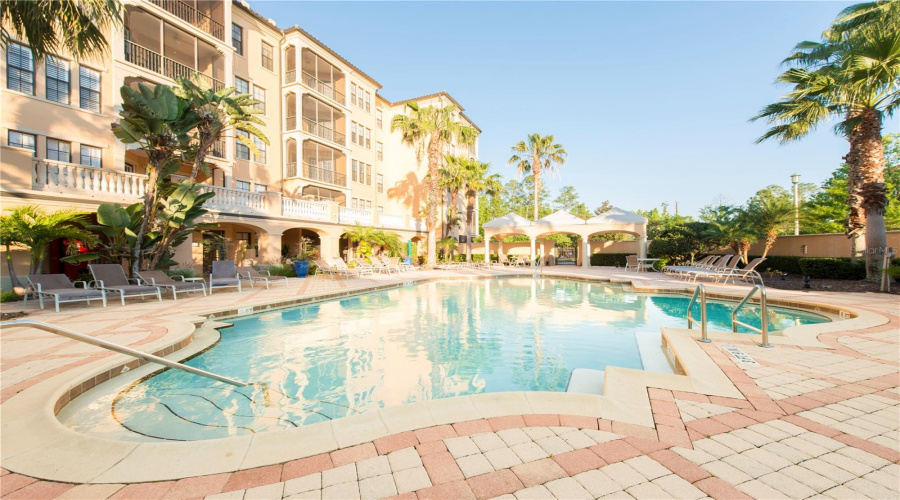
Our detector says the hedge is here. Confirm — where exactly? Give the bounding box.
[752,255,803,275]
[798,258,866,280]
[590,253,630,267]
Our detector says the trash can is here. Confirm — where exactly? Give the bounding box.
[293,261,309,278]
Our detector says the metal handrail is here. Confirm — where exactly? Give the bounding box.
[686,284,709,342]
[0,320,250,386]
[731,285,772,348]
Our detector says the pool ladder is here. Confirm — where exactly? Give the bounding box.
[0,320,250,386]
[686,284,772,348]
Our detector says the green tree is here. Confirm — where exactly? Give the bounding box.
[509,134,568,221]
[1,0,121,63]
[344,223,376,260]
[438,237,458,261]
[554,186,580,212]
[593,201,613,215]
[392,102,477,266]
[702,205,755,263]
[746,191,795,257]
[752,5,900,278]
[438,155,468,238]
[0,205,95,275]
[460,162,501,261]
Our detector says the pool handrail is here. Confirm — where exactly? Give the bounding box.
[0,319,250,387]
[686,283,709,342]
[731,284,772,348]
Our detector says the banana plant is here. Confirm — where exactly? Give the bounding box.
[61,203,158,272]
[146,181,216,269]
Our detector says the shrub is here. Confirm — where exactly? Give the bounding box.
[798,258,866,280]
[167,267,197,279]
[1,290,22,302]
[752,255,803,275]
[590,253,630,267]
[266,263,297,277]
[472,254,499,263]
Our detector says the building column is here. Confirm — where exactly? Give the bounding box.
[540,240,546,265]
[321,235,341,260]
[638,236,648,260]
[258,231,284,265]
[582,239,591,268]
[498,239,504,263]
[530,237,536,267]
[484,239,489,263]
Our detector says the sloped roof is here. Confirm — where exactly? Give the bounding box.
[483,213,533,228]
[535,210,587,226]
[586,207,648,225]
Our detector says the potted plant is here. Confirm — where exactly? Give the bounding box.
[292,236,314,278]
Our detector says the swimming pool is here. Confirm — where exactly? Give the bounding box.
[59,278,828,441]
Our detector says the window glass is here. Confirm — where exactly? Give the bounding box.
[365,129,371,149]
[46,56,70,104]
[261,42,273,70]
[7,43,34,94]
[80,145,102,167]
[351,159,358,183]
[234,77,249,95]
[255,184,267,192]
[253,85,265,113]
[376,110,383,128]
[366,163,372,185]
[235,130,250,160]
[235,180,251,191]
[232,24,243,55]
[253,135,266,164]
[377,174,383,193]
[350,83,357,106]
[79,67,101,112]
[47,139,71,162]
[9,131,36,154]
[376,142,383,160]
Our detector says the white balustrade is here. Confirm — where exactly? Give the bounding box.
[198,185,266,213]
[339,207,373,225]
[32,160,148,199]
[282,197,330,220]
[379,213,404,228]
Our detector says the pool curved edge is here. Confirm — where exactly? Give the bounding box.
[0,272,890,483]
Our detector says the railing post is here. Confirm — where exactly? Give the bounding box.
[758,286,771,348]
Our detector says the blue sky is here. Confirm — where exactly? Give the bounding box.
[250,1,900,217]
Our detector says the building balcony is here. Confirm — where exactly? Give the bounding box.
[124,40,224,91]
[302,118,346,146]
[33,160,149,200]
[301,71,345,105]
[148,0,225,40]
[286,162,347,188]
[209,138,227,159]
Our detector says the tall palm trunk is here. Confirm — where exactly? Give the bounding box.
[4,244,22,289]
[133,152,165,276]
[425,136,440,267]
[856,109,887,280]
[762,231,777,258]
[531,153,540,221]
[465,190,476,262]
[844,111,866,265]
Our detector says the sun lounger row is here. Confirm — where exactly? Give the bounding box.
[664,255,766,284]
[312,256,417,279]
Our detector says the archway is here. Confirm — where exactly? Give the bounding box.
[283,227,325,260]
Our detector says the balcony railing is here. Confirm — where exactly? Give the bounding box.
[282,197,329,221]
[339,207,372,225]
[33,160,148,199]
[304,163,346,187]
[125,40,224,91]
[285,69,296,84]
[149,0,225,40]
[302,118,346,146]
[209,139,226,159]
[198,184,266,213]
[286,115,297,131]
[379,213,404,229]
[301,71,345,105]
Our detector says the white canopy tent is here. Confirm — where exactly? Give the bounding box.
[481,209,649,267]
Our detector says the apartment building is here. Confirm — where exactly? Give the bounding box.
[0,0,479,281]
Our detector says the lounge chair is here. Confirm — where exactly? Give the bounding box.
[209,261,242,294]
[333,257,373,277]
[379,256,401,274]
[88,264,162,305]
[683,255,742,283]
[727,257,767,284]
[625,255,638,272]
[136,270,206,300]
[237,266,289,289]
[354,257,379,274]
[311,260,338,279]
[25,274,107,312]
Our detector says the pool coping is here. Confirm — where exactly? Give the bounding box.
[0,271,890,483]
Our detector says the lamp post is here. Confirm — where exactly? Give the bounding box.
[791,173,800,235]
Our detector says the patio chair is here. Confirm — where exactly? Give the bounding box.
[354,257,379,273]
[237,266,289,289]
[136,270,206,300]
[625,255,639,272]
[333,257,374,277]
[683,255,742,283]
[381,256,402,274]
[728,257,767,284]
[25,274,107,312]
[88,264,162,305]
[311,260,338,279]
[209,261,242,294]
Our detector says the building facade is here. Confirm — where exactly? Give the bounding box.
[0,0,479,282]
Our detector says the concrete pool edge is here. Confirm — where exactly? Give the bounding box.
[0,271,890,483]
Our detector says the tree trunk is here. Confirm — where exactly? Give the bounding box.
[425,135,440,267]
[844,112,865,264]
[855,109,886,280]
[762,231,777,258]
[466,190,475,262]
[5,245,22,288]
[532,154,541,221]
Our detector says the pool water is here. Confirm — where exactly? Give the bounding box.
[60,279,828,441]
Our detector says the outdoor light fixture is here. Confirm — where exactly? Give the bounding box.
[803,275,811,289]
[791,173,801,236]
[781,271,789,280]
[801,245,808,255]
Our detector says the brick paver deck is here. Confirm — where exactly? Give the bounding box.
[1,267,898,499]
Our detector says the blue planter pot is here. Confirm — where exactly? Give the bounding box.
[293,261,309,278]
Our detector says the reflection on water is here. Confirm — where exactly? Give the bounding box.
[64,279,827,441]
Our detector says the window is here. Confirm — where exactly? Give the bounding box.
[235,180,251,191]
[350,83,357,106]
[234,77,249,95]
[376,110,383,128]
[253,85,266,114]
[365,128,371,149]
[261,42,273,70]
[366,164,372,185]
[351,159,359,183]
[80,145,102,167]
[351,198,357,209]
[232,24,243,56]
[253,135,266,164]
[350,122,358,145]
[376,142,383,161]
[366,200,372,211]
[377,174,383,193]
[377,206,383,213]
[236,231,253,248]
[47,139,71,162]
[7,42,34,94]
[255,184,267,192]
[45,56,70,104]
[235,130,250,160]
[79,67,101,112]
[364,92,370,112]
[9,131,36,154]
[124,163,135,173]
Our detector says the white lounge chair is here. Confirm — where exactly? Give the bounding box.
[237,266,289,289]
[136,270,206,300]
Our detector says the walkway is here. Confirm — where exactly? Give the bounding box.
[1,266,897,499]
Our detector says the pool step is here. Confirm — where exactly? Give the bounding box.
[635,331,676,374]
[566,368,605,395]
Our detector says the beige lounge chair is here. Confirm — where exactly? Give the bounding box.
[88,264,162,305]
[210,261,242,294]
[136,270,206,300]
[237,266,289,289]
[26,274,107,312]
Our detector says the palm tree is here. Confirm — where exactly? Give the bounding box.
[461,162,501,262]
[1,0,122,63]
[753,20,900,279]
[392,102,477,266]
[703,206,755,264]
[508,134,567,221]
[746,196,795,258]
[1,205,95,275]
[177,76,268,182]
[0,213,24,288]
[344,223,375,260]
[438,237,458,262]
[438,155,468,238]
